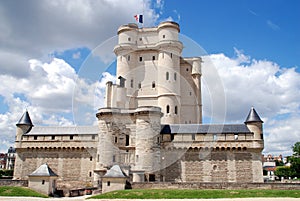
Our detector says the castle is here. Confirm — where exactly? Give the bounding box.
[13,22,264,193]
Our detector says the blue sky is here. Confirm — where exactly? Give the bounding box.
[0,0,299,156]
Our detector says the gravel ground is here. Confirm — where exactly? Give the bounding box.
[1,197,300,201]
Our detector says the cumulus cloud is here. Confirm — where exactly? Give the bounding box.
[0,0,164,152]
[0,0,161,78]
[0,57,113,152]
[202,49,300,155]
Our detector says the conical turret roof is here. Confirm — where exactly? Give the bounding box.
[245,107,263,123]
[16,110,33,126]
[29,163,58,177]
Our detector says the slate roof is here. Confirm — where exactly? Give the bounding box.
[29,163,58,177]
[26,126,99,136]
[103,165,127,178]
[245,107,263,123]
[161,124,252,134]
[16,110,33,126]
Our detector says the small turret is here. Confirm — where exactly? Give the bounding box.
[16,110,33,142]
[245,107,263,140]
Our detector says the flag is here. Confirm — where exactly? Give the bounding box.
[134,14,143,23]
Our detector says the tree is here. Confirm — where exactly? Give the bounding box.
[275,160,284,166]
[292,142,300,156]
[274,166,291,179]
[290,142,300,178]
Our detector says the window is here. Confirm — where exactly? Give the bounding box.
[186,68,189,71]
[213,134,217,141]
[175,106,178,114]
[170,53,173,58]
[234,134,238,140]
[192,134,195,140]
[92,135,95,140]
[113,155,116,162]
[157,137,160,144]
[34,136,37,140]
[163,35,165,39]
[127,55,130,61]
[152,81,155,88]
[138,82,141,89]
[166,105,170,114]
[260,133,263,140]
[52,136,55,140]
[90,156,93,161]
[114,136,118,143]
[42,180,45,185]
[125,135,130,146]
[139,38,142,41]
[107,181,110,186]
[190,91,192,96]
[70,135,73,140]
[174,72,177,80]
[139,56,143,62]
[166,72,169,80]
[130,79,133,88]
[89,172,92,177]
[136,155,139,162]
[152,56,155,60]
[97,154,99,162]
[128,37,131,41]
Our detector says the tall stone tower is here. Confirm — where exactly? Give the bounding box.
[107,21,202,124]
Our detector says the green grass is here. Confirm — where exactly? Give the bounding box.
[0,186,48,198]
[89,189,300,199]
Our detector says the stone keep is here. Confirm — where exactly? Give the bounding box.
[13,21,264,193]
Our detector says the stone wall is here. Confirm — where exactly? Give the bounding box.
[161,149,263,183]
[132,182,300,190]
[0,179,28,187]
[14,148,96,190]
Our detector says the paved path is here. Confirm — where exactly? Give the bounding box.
[1,197,300,201]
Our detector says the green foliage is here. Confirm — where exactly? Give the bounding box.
[292,142,300,156]
[0,186,48,197]
[290,156,300,178]
[275,160,284,166]
[289,142,300,178]
[275,166,291,178]
[0,169,13,178]
[263,169,268,175]
[89,189,300,199]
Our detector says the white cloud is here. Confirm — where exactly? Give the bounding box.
[267,20,280,31]
[0,57,114,152]
[202,49,300,156]
[0,0,162,79]
[72,51,81,59]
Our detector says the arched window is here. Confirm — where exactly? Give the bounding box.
[166,72,169,80]
[175,106,178,114]
[152,81,155,88]
[166,105,170,114]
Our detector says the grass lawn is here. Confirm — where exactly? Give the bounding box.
[0,186,48,198]
[89,189,300,199]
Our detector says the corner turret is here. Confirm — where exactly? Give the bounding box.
[245,107,263,140]
[16,110,33,142]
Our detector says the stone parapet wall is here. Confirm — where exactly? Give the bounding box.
[132,182,300,190]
